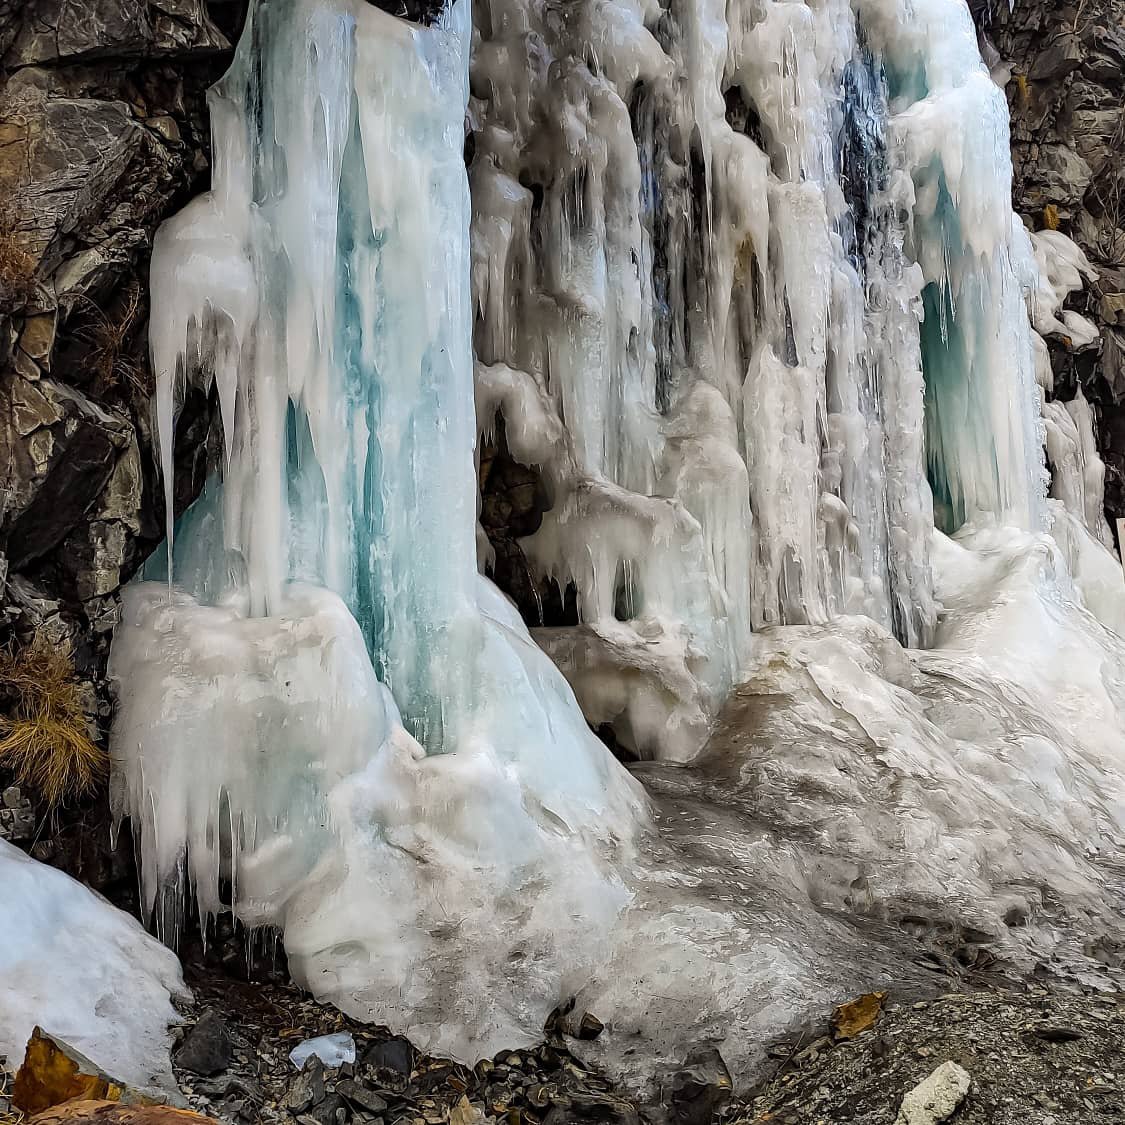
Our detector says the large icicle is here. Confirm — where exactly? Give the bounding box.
[112,0,645,1057]
[858,0,1047,532]
[468,0,952,758]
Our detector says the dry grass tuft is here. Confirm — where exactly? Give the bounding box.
[0,635,106,809]
[0,231,36,309]
[70,281,150,397]
[0,206,36,308]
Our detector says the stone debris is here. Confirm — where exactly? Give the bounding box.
[893,1061,971,1125]
[667,1048,732,1125]
[174,1014,234,1079]
[730,985,1125,1124]
[171,975,662,1125]
[0,786,34,843]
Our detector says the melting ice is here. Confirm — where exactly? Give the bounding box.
[110,0,1125,1090]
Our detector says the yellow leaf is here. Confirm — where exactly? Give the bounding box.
[831,992,886,1040]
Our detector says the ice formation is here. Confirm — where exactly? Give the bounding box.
[113,0,643,1059]
[0,840,185,1091]
[109,0,1125,1091]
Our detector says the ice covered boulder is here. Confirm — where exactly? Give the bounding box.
[0,840,186,1094]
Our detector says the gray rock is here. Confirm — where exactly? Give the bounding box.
[305,1093,346,1125]
[1033,1022,1084,1042]
[1028,35,1083,81]
[2,0,227,66]
[362,1038,414,1078]
[668,1047,732,1125]
[1100,294,1125,328]
[175,1010,235,1076]
[1034,144,1094,204]
[0,373,131,569]
[285,1058,327,1115]
[543,1092,640,1125]
[335,1080,388,1115]
[0,70,146,271]
[0,785,34,842]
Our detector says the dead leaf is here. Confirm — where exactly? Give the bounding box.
[831,992,886,1040]
[13,1030,126,1116]
[448,1095,484,1125]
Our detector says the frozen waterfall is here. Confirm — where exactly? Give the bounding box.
[110,0,1125,1090]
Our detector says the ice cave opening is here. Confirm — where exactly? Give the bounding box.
[105,0,1125,1092]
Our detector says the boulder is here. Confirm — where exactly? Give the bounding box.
[2,0,227,67]
[893,1061,971,1125]
[0,373,132,570]
[172,1013,233,1078]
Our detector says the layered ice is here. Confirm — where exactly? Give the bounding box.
[0,840,185,1091]
[108,0,1125,1093]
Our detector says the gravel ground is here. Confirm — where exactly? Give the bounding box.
[730,985,1125,1124]
[170,948,1125,1125]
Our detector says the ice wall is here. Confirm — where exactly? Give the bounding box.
[109,0,1125,1091]
[468,0,1072,755]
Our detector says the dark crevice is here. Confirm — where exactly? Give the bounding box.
[360,0,449,25]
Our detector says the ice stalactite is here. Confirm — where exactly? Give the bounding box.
[109,0,1125,1093]
[469,0,955,758]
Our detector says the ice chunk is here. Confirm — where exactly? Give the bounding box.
[0,840,185,1093]
[1028,228,1099,344]
[1044,390,1114,549]
[289,1033,356,1070]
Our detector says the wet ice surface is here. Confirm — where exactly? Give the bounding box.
[573,521,1125,1089]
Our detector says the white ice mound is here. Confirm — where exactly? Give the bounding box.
[574,520,1125,1090]
[0,840,185,1090]
[112,579,642,1060]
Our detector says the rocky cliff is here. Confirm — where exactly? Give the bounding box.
[0,0,240,883]
[977,0,1125,520]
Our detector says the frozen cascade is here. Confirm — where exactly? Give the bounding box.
[109,0,1125,1094]
[112,0,645,1056]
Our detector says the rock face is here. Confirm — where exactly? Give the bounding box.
[0,0,235,884]
[976,0,1125,524]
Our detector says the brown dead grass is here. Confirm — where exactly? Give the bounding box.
[70,281,150,397]
[0,230,36,310]
[0,635,106,809]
